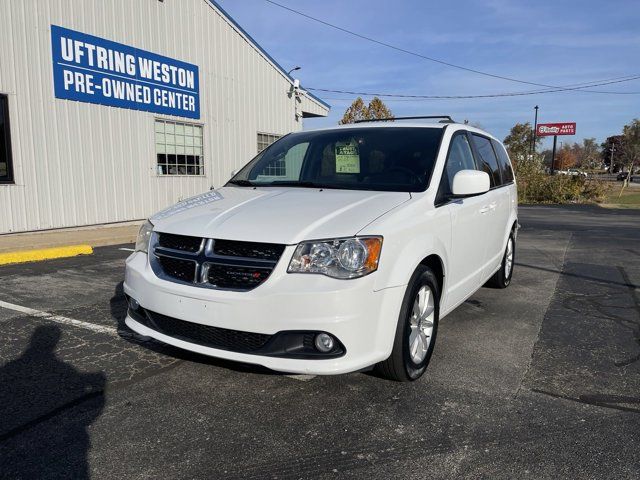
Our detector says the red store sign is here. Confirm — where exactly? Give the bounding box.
[536,122,576,136]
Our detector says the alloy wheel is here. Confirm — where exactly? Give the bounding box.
[505,238,514,278]
[408,285,435,364]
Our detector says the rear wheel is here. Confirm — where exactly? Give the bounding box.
[486,232,515,289]
[376,266,440,382]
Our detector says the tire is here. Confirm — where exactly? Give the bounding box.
[376,265,440,382]
[486,232,515,289]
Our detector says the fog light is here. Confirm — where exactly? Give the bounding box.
[129,297,140,311]
[314,333,335,353]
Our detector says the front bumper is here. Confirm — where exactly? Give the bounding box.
[124,250,406,374]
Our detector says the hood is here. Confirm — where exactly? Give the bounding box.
[150,186,410,244]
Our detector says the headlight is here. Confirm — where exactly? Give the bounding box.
[288,237,382,279]
[135,220,154,253]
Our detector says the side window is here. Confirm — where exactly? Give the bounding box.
[492,139,514,184]
[436,133,477,203]
[471,134,502,188]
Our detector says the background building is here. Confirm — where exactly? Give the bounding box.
[0,0,329,234]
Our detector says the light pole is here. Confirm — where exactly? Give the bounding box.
[530,105,539,157]
[287,66,302,122]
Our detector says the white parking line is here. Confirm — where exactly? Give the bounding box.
[119,248,135,252]
[0,300,118,335]
[0,301,318,379]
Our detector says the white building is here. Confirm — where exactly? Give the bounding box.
[0,0,329,234]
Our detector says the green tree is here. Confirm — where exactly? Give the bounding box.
[503,122,542,166]
[540,149,553,169]
[578,138,601,170]
[601,135,623,171]
[621,119,640,172]
[567,138,601,170]
[339,97,393,124]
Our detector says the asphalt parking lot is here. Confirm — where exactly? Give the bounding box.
[1,205,639,479]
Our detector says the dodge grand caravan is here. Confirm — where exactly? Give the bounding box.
[125,117,518,381]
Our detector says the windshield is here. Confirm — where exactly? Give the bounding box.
[228,127,444,192]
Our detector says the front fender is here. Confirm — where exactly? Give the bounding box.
[359,202,451,294]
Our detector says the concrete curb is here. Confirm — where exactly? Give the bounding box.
[0,245,94,266]
[0,222,142,254]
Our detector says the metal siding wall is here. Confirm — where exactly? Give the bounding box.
[0,0,326,234]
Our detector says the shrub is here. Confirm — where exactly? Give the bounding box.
[514,159,611,204]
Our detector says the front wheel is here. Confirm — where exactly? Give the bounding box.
[376,266,440,382]
[486,232,515,288]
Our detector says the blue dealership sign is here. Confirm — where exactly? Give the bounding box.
[51,25,200,119]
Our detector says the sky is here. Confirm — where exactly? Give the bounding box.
[216,0,640,149]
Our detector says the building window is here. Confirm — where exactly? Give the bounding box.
[155,119,204,175]
[0,94,14,184]
[257,132,281,153]
[257,132,283,175]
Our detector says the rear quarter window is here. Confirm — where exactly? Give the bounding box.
[491,140,515,184]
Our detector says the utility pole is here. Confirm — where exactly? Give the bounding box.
[530,105,539,157]
[609,143,616,174]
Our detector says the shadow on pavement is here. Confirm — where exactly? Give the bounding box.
[0,325,106,479]
[109,281,280,377]
[516,261,640,289]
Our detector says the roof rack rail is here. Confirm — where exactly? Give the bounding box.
[354,115,455,124]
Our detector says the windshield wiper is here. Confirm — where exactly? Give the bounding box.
[267,181,327,188]
[227,179,255,187]
[228,179,331,189]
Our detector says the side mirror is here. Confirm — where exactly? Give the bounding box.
[451,170,490,197]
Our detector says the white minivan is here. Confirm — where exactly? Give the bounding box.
[125,117,517,381]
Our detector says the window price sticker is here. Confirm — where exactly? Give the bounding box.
[335,141,360,174]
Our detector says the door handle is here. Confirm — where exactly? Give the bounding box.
[489,202,497,211]
[479,206,490,214]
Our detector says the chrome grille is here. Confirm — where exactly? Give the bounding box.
[151,233,285,291]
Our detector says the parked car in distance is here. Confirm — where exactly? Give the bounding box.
[124,117,518,381]
[617,171,630,181]
[567,169,588,177]
[554,169,587,177]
